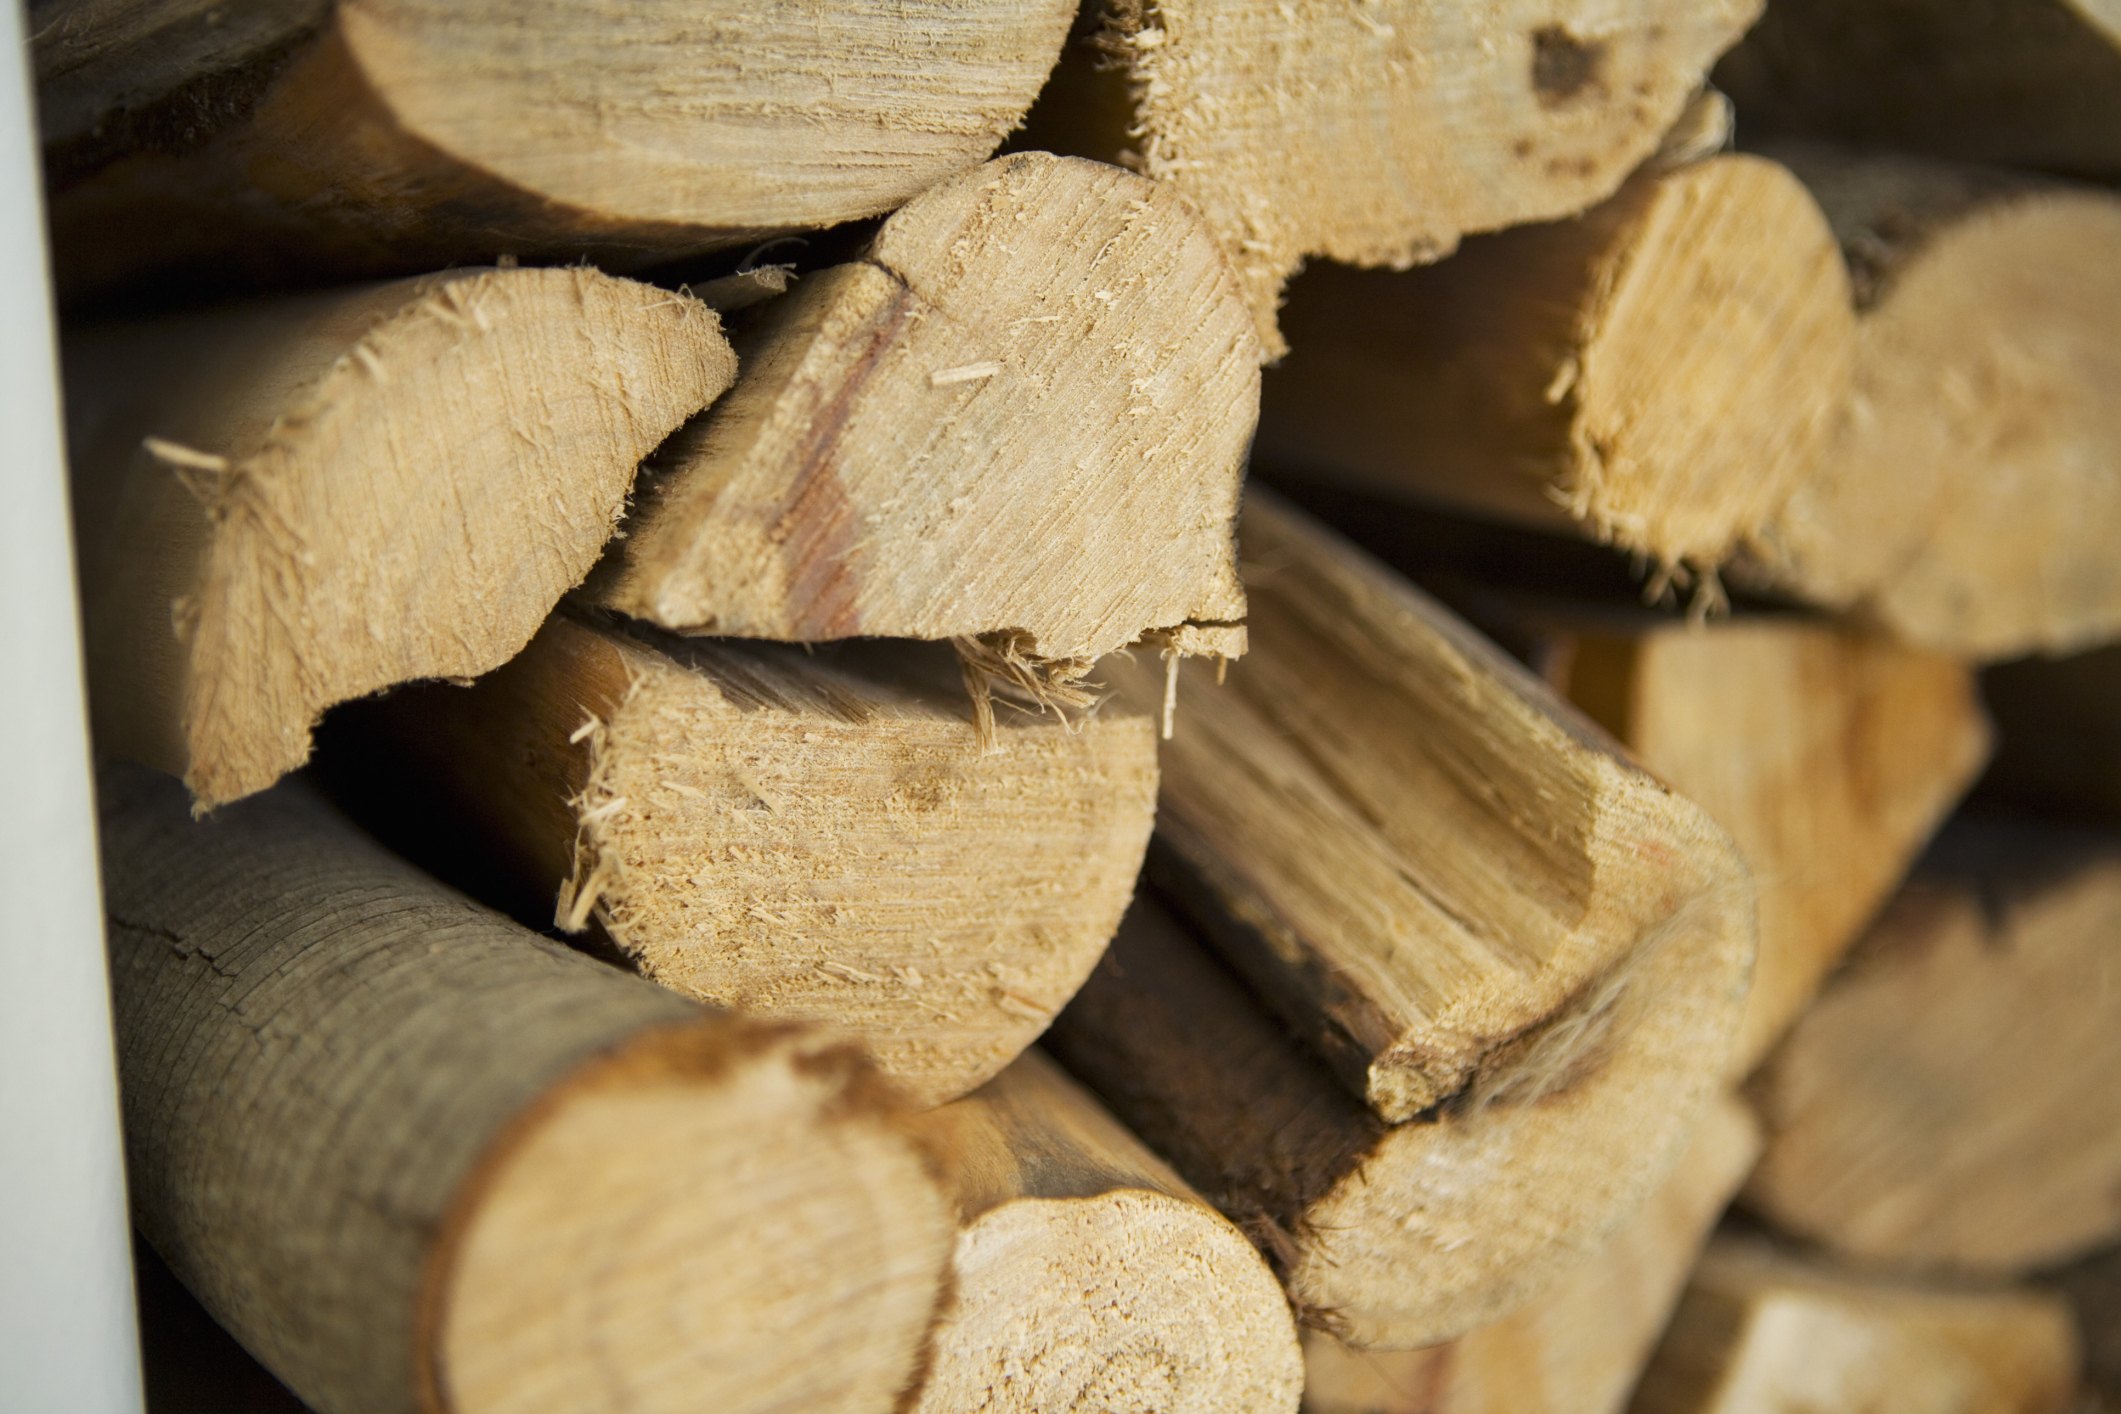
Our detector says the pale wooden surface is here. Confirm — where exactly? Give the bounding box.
[1746,821,2121,1273]
[1743,149,2121,659]
[37,0,1076,292]
[1258,155,1855,580]
[1048,889,1750,1351]
[1030,0,1761,355]
[1631,1239,2080,1414]
[908,1052,1302,1412]
[594,152,1253,671]
[98,765,953,1414]
[67,267,732,810]
[1302,1096,1760,1414]
[1521,606,1990,1075]
[1124,492,1754,1124]
[346,614,1159,1107]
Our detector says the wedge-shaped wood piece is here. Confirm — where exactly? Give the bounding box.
[1746,820,2121,1273]
[907,1051,1303,1413]
[1047,893,1750,1350]
[97,765,953,1414]
[593,152,1254,673]
[1743,148,2121,659]
[1983,644,2121,821]
[67,267,732,810]
[1113,492,1753,1123]
[1302,1096,1760,1414]
[1509,604,1990,1076]
[38,0,1076,293]
[1718,0,2121,179]
[1632,1239,2081,1414]
[338,614,1159,1106]
[1258,156,1855,580]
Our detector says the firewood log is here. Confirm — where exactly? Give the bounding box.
[96,764,953,1414]
[1046,891,1750,1351]
[328,614,1159,1107]
[1255,155,1855,582]
[1746,820,2121,1273]
[66,268,733,810]
[907,1051,1303,1413]
[1718,0,2121,179]
[1743,147,2121,659]
[1631,1239,2080,1414]
[1025,0,1764,356]
[1301,1096,1760,1414]
[1107,491,1753,1125]
[35,0,1077,295]
[589,152,1254,685]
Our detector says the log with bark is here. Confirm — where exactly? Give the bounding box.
[96,764,954,1414]
[1982,644,2121,821]
[1494,601,1990,1075]
[906,1051,1303,1413]
[1046,890,1750,1351]
[1717,0,2121,180]
[35,0,1077,295]
[1257,154,1855,583]
[1301,1095,1760,1414]
[589,152,1255,688]
[1632,1239,2081,1414]
[67,267,733,810]
[1024,0,1764,356]
[1742,147,2121,659]
[329,613,1159,1107]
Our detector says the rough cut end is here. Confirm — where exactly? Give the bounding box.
[181,268,734,808]
[914,1190,1304,1413]
[431,1021,953,1412]
[597,151,1255,666]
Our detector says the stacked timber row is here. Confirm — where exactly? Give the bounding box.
[40,0,2121,1410]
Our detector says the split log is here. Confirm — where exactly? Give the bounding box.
[1301,1095,1760,1414]
[1742,148,2121,659]
[1109,491,1753,1124]
[1045,891,1749,1350]
[589,152,1254,679]
[1717,0,2121,179]
[1501,602,1990,1075]
[1257,155,1855,580]
[1631,1239,2081,1414]
[1025,0,1764,356]
[907,1051,1303,1413]
[1982,644,2121,821]
[67,267,733,810]
[96,764,954,1414]
[36,0,1077,295]
[1746,821,2121,1273]
[329,613,1159,1107]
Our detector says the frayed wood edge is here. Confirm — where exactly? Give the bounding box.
[950,632,1102,755]
[552,666,651,934]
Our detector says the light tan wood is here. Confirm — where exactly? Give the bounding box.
[1513,604,1990,1075]
[1115,491,1753,1124]
[37,0,1076,293]
[66,267,732,810]
[906,1051,1303,1412]
[1047,890,1750,1351]
[97,763,954,1414]
[1983,644,2121,821]
[591,152,1254,683]
[339,613,1159,1107]
[1026,0,1762,356]
[1743,148,2121,659]
[1718,0,2121,179]
[1745,821,2121,1273]
[1257,155,1855,582]
[1301,1096,1760,1414]
[1631,1239,2081,1414]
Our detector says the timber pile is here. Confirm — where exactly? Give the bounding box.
[40,1,2121,1410]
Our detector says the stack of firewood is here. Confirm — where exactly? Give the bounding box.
[41,0,2121,1409]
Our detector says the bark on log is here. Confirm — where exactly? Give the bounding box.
[97,764,953,1414]
[67,267,733,809]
